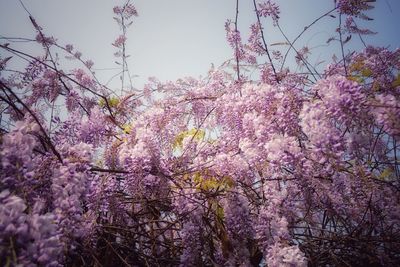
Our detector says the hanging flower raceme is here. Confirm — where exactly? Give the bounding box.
[51,143,92,248]
[257,0,280,25]
[0,191,63,266]
[0,120,40,195]
[337,0,375,16]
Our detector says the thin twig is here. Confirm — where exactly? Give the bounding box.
[252,0,279,83]
[280,7,337,71]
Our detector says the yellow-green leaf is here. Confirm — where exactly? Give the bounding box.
[379,168,392,180]
[173,128,205,149]
[122,124,132,134]
[348,75,364,84]
[360,68,372,77]
[194,173,234,191]
[99,97,120,108]
[392,73,400,88]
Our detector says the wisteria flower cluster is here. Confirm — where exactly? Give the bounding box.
[1,0,399,266]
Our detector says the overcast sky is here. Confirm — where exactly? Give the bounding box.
[1,0,399,89]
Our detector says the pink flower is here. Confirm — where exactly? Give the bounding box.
[257,0,280,24]
[113,6,122,14]
[124,4,138,18]
[112,35,127,48]
[113,3,138,19]
[337,0,374,16]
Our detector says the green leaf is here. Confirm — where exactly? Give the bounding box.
[173,128,205,149]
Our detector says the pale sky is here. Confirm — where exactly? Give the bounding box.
[1,0,399,89]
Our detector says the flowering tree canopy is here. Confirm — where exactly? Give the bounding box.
[1,0,400,266]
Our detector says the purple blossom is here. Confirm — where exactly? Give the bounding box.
[372,94,400,138]
[1,120,39,194]
[113,3,138,19]
[257,0,280,24]
[179,212,203,266]
[35,33,56,45]
[266,243,307,267]
[112,35,127,48]
[51,143,92,244]
[79,106,107,145]
[0,191,62,266]
[344,16,376,35]
[222,191,254,265]
[337,0,374,16]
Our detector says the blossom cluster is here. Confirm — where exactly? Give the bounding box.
[1,0,400,266]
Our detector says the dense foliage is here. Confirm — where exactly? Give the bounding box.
[1,0,400,266]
